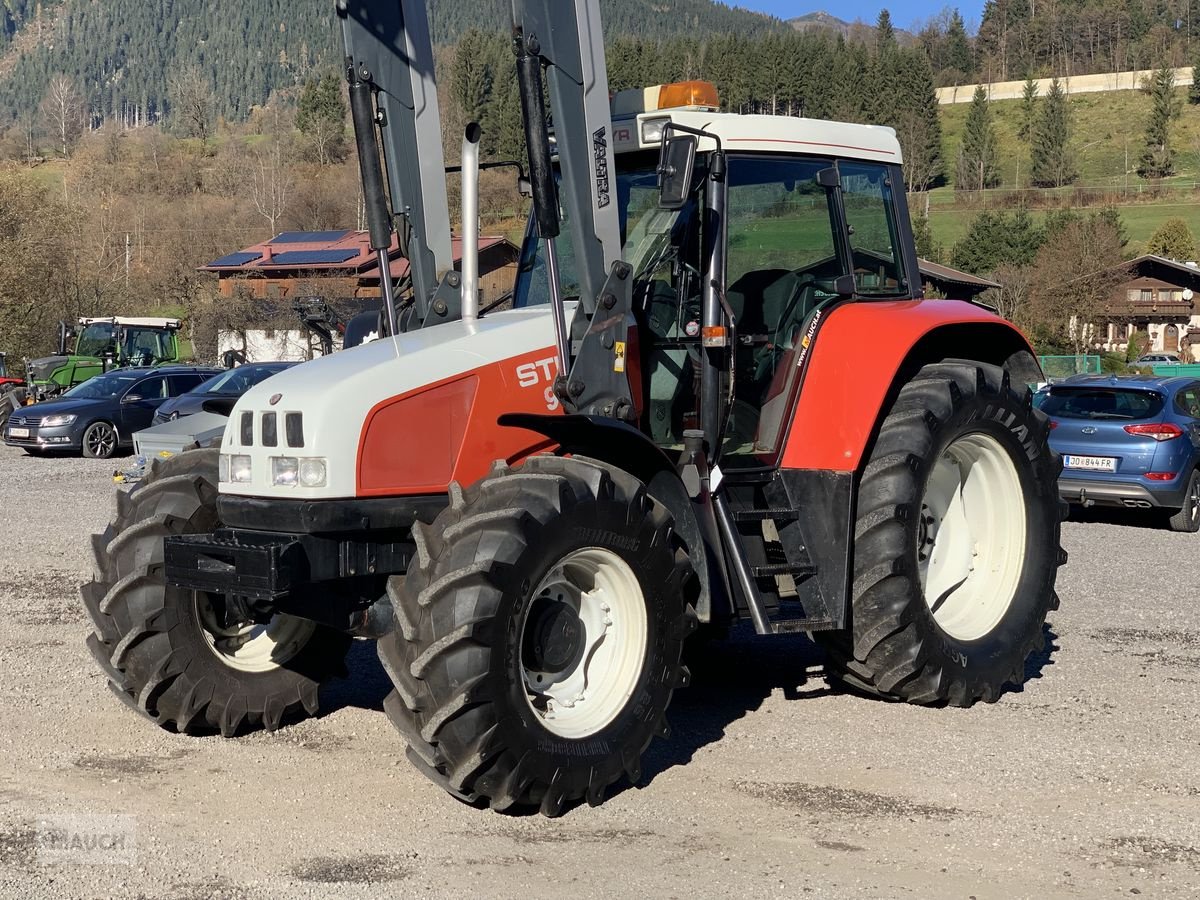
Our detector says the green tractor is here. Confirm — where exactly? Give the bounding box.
[25,317,182,401]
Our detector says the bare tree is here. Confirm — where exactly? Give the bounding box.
[39,74,84,158]
[1026,217,1127,353]
[250,138,293,236]
[168,67,216,141]
[990,262,1034,324]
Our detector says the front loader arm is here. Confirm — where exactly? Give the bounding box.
[511,0,640,421]
[338,0,454,320]
[511,0,622,311]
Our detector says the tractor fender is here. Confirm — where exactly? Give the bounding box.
[499,413,725,622]
[780,300,1037,473]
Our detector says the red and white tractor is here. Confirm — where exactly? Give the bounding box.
[83,0,1063,816]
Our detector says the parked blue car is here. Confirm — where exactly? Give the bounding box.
[1037,374,1200,531]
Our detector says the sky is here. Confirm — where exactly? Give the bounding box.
[735,0,985,32]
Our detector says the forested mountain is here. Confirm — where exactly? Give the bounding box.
[0,0,781,127]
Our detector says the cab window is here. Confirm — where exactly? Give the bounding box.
[840,162,906,296]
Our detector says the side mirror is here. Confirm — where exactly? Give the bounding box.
[833,274,857,297]
[122,394,142,404]
[658,133,697,210]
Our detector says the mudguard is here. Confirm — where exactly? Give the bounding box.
[781,299,1036,472]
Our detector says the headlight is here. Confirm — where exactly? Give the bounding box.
[270,456,326,488]
[39,414,76,427]
[641,116,669,143]
[220,454,252,484]
[271,456,298,487]
[169,410,180,421]
[298,458,327,488]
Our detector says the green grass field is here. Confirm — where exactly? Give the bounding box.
[929,85,1200,257]
[926,199,1200,255]
[937,85,1200,190]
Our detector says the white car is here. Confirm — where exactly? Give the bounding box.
[1134,354,1182,365]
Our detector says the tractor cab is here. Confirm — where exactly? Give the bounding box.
[26,316,181,400]
[514,80,916,466]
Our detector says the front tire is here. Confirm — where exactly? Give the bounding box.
[82,420,118,459]
[378,455,696,815]
[82,448,353,735]
[1167,470,1200,533]
[819,362,1064,706]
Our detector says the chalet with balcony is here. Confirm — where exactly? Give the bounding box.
[1090,255,1200,357]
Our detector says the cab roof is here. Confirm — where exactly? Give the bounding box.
[611,109,902,165]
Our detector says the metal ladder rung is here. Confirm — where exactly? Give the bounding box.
[731,507,800,523]
[750,563,816,578]
[770,618,837,634]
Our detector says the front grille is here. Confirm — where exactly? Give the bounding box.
[285,412,304,448]
[230,410,304,449]
[262,412,278,447]
[8,416,35,427]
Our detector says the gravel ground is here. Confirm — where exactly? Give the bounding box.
[0,444,1198,899]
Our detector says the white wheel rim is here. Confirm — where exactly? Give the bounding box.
[917,431,1027,642]
[519,548,648,739]
[195,595,315,674]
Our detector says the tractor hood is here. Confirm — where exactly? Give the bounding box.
[26,355,72,383]
[220,307,561,500]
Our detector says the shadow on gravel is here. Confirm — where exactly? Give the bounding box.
[320,620,1061,812]
[318,638,392,715]
[633,623,832,791]
[628,621,1061,801]
[1024,624,1059,685]
[1066,505,1173,530]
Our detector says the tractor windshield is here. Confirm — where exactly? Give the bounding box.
[122,327,173,364]
[512,153,674,309]
[75,324,116,358]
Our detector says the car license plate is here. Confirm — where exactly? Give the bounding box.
[8,427,29,438]
[1064,454,1117,472]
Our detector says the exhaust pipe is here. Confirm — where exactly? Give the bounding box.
[461,122,481,321]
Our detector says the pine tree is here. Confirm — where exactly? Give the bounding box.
[1146,218,1196,260]
[942,11,973,78]
[1017,75,1038,140]
[295,70,346,165]
[451,30,496,127]
[891,49,944,192]
[875,10,896,54]
[1138,63,1179,179]
[951,208,1044,274]
[911,210,938,261]
[956,85,999,191]
[1030,78,1075,188]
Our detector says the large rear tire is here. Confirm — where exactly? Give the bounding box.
[378,455,696,815]
[819,362,1064,706]
[82,448,353,735]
